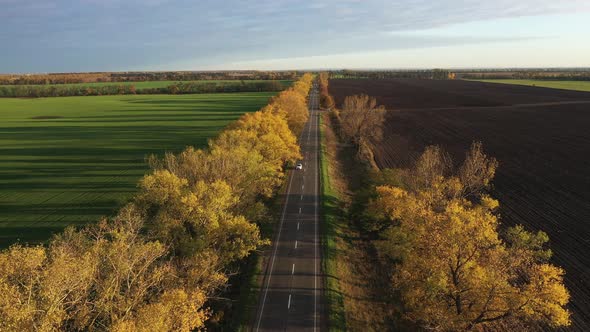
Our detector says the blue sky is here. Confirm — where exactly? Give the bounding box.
[1,0,589,72]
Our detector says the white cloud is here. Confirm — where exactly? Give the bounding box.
[2,0,590,71]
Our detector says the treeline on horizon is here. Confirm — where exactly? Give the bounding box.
[0,74,315,331]
[0,71,302,85]
[0,80,285,98]
[324,68,590,81]
[331,69,456,80]
[458,70,590,80]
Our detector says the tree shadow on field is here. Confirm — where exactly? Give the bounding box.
[0,124,222,140]
[48,116,239,124]
[125,97,271,109]
[0,199,126,248]
[0,179,136,191]
[0,226,64,248]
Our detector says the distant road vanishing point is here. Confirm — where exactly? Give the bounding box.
[253,81,325,331]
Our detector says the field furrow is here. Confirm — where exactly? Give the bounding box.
[331,78,590,331]
[0,92,276,246]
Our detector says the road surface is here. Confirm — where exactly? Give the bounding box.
[253,81,324,331]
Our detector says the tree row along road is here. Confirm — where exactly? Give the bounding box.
[253,80,324,331]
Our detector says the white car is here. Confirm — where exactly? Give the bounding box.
[296,163,303,170]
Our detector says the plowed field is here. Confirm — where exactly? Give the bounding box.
[331,78,590,331]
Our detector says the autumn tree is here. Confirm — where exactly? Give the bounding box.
[459,141,499,198]
[0,72,311,331]
[153,145,279,220]
[409,145,453,191]
[150,103,300,216]
[262,72,314,136]
[0,206,212,332]
[320,93,334,110]
[228,107,301,167]
[0,245,58,331]
[318,72,334,109]
[136,171,264,260]
[270,90,309,135]
[370,144,570,331]
[292,73,314,98]
[339,94,386,165]
[340,94,386,146]
[319,72,329,88]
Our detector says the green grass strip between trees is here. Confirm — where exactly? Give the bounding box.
[319,116,347,331]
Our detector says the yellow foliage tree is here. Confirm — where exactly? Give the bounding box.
[137,170,265,261]
[318,72,334,109]
[225,107,301,168]
[292,73,314,97]
[371,145,570,330]
[0,206,212,332]
[270,89,309,135]
[0,73,315,331]
[0,245,55,331]
[112,289,208,332]
[150,112,296,203]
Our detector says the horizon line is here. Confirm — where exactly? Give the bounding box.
[2,66,590,75]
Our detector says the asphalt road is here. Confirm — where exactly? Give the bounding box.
[253,81,324,331]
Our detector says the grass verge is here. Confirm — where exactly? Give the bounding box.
[319,115,347,331]
[220,250,264,331]
[319,110,399,331]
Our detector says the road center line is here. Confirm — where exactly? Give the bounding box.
[255,94,310,331]
[295,240,298,249]
[312,106,319,332]
[256,84,318,331]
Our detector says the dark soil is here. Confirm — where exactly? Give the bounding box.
[330,78,590,331]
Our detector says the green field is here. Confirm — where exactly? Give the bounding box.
[470,79,590,92]
[0,80,292,89]
[0,92,276,247]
